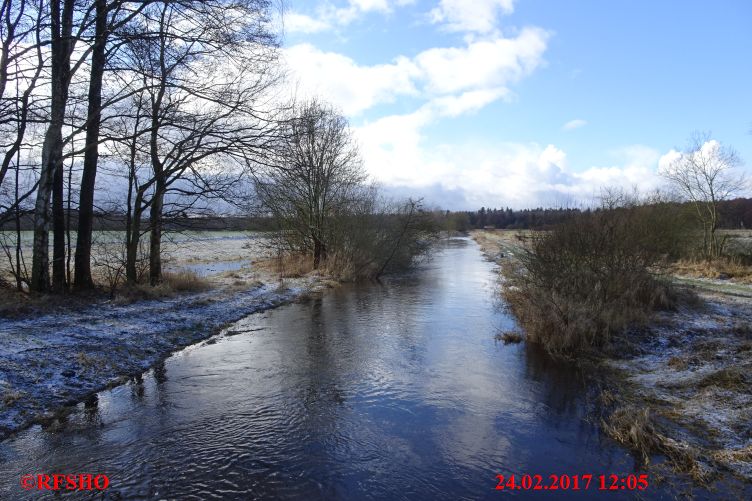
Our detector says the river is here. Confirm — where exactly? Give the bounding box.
[0,238,720,499]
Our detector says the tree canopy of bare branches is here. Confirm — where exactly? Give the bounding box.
[254,98,437,279]
[255,98,365,269]
[0,0,282,293]
[661,132,748,259]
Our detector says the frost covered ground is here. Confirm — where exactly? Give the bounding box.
[607,291,752,481]
[0,232,332,439]
[0,279,332,439]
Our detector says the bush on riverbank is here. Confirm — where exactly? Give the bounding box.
[502,193,689,355]
[260,200,438,283]
[254,100,437,281]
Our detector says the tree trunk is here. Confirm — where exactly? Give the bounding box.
[14,150,23,291]
[126,190,144,283]
[30,0,74,293]
[66,155,73,285]
[30,131,56,292]
[148,186,164,285]
[52,150,66,292]
[74,0,108,290]
[313,237,323,269]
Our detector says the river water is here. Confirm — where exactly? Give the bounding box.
[0,238,722,499]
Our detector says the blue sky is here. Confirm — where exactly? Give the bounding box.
[279,0,752,209]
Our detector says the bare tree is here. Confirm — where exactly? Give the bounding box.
[73,0,153,290]
[108,0,279,285]
[255,98,365,269]
[661,132,748,259]
[30,0,89,292]
[0,0,46,228]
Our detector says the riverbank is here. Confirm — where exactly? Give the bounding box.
[471,229,752,485]
[0,233,337,440]
[603,291,752,482]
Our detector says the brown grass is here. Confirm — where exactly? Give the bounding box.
[731,321,752,338]
[161,270,212,292]
[671,257,752,283]
[111,284,168,304]
[255,253,315,278]
[113,270,211,304]
[2,389,23,407]
[321,252,359,281]
[0,286,97,317]
[667,356,689,371]
[696,367,747,390]
[602,406,709,482]
[75,351,106,371]
[254,251,360,282]
[470,229,525,262]
[713,445,752,464]
[495,331,524,344]
[0,287,31,317]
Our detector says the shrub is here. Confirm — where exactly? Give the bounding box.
[322,197,438,280]
[263,196,439,282]
[502,193,686,355]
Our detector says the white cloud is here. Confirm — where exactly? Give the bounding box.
[284,44,420,115]
[429,0,516,34]
[284,1,415,34]
[356,108,663,209]
[658,139,728,177]
[576,145,662,196]
[430,88,509,117]
[283,12,331,34]
[658,149,682,174]
[562,119,587,131]
[414,28,548,94]
[283,27,548,115]
[349,0,391,11]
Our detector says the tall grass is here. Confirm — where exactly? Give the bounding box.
[113,269,211,304]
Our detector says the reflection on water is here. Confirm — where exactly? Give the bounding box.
[0,238,731,499]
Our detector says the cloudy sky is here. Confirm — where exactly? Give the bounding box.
[279,0,752,209]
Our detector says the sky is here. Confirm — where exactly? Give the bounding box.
[278,0,752,210]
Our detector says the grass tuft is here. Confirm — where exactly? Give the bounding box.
[696,367,747,390]
[671,256,752,283]
[161,270,212,293]
[602,406,710,483]
[113,270,211,304]
[495,331,524,344]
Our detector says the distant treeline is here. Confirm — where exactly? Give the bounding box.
[6,196,751,234]
[454,197,752,230]
[0,211,279,233]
